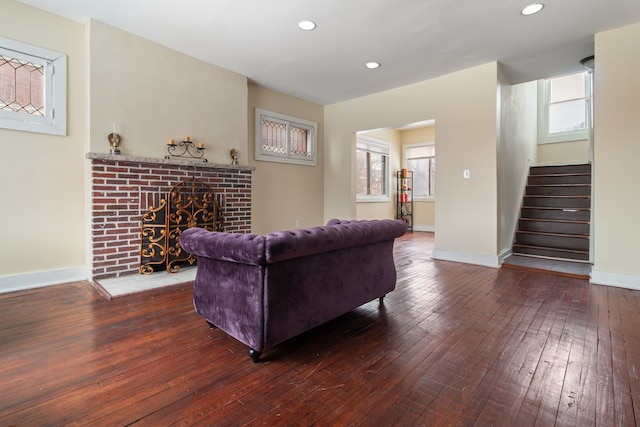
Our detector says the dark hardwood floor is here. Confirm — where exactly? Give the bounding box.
[1,232,639,426]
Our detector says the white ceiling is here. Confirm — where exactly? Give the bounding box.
[17,0,640,105]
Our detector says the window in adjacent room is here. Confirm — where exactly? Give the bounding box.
[538,71,591,144]
[0,36,67,135]
[404,142,435,199]
[356,136,389,202]
[255,108,317,166]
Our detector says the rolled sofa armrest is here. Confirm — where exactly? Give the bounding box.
[180,227,266,266]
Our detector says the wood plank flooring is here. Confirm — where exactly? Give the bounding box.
[1,232,639,426]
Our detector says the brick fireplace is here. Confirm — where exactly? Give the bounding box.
[87,153,253,280]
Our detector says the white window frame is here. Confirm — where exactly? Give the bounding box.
[356,136,390,203]
[403,141,435,201]
[255,108,317,166]
[0,36,67,136]
[537,71,591,145]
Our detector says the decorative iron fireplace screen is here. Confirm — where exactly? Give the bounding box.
[140,176,223,274]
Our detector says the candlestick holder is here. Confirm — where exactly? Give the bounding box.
[108,133,121,154]
[165,139,208,162]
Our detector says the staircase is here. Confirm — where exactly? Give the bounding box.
[507,164,592,276]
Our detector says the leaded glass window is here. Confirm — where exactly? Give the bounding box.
[255,109,317,166]
[0,36,67,136]
[0,55,45,116]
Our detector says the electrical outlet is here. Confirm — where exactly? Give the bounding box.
[295,220,300,228]
[463,169,470,179]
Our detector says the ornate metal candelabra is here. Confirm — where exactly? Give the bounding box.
[165,137,207,162]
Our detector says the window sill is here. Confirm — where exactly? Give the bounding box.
[357,196,390,203]
[414,196,435,202]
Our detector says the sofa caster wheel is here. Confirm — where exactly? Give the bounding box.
[249,348,262,363]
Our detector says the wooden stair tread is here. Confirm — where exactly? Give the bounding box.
[506,253,591,265]
[516,230,589,239]
[522,207,591,212]
[513,243,589,254]
[522,206,590,211]
[519,217,590,225]
[524,195,591,198]
[527,183,591,187]
[529,173,592,177]
[523,205,590,210]
[530,164,591,175]
[523,206,590,209]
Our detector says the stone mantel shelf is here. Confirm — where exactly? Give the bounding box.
[86,152,254,172]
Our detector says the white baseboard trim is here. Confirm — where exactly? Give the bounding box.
[590,269,640,291]
[0,266,87,294]
[432,248,500,268]
[498,248,512,265]
[412,225,435,232]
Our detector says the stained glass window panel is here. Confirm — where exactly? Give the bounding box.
[261,119,287,154]
[0,55,45,116]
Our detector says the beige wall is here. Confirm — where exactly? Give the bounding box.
[88,20,247,163]
[326,63,501,265]
[356,202,393,221]
[0,1,86,284]
[401,126,435,144]
[592,22,640,286]
[497,77,538,255]
[537,139,590,165]
[247,82,324,234]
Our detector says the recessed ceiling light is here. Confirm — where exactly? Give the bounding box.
[521,3,544,15]
[298,20,316,31]
[365,62,381,69]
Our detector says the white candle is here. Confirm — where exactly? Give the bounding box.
[112,122,117,135]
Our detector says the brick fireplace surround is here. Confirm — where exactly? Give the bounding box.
[87,153,253,281]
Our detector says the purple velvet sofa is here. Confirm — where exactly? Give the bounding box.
[180,218,407,362]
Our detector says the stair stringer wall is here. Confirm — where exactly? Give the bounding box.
[496,75,538,263]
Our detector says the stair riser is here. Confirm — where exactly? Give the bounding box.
[513,246,590,261]
[521,207,590,221]
[518,220,589,235]
[528,175,591,185]
[530,164,591,175]
[523,196,591,208]
[526,186,591,196]
[515,233,589,251]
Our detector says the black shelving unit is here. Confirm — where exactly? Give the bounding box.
[397,170,413,230]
